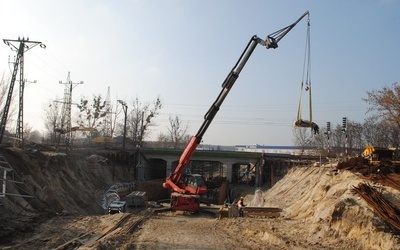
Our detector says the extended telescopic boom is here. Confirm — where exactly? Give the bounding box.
[163,11,310,194]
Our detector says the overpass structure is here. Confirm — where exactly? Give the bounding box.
[138,148,263,183]
[101,148,318,188]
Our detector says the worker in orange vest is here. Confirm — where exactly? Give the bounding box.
[238,197,245,217]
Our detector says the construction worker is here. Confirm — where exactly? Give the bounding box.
[238,197,245,217]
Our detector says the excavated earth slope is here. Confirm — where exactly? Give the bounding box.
[259,165,400,249]
[0,146,132,245]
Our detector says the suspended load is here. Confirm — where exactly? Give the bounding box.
[294,120,319,135]
[293,13,319,135]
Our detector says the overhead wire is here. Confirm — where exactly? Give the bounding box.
[157,97,366,128]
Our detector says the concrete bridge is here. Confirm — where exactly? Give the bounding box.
[100,148,319,188]
[137,148,263,183]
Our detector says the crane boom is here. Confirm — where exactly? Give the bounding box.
[163,11,310,212]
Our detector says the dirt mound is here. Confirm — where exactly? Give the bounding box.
[259,164,400,249]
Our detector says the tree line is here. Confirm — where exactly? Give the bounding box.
[42,92,190,148]
[1,75,399,151]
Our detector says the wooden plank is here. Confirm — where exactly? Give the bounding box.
[244,212,281,218]
[243,207,282,213]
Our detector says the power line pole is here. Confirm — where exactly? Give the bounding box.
[104,86,112,137]
[342,117,348,157]
[58,72,83,147]
[0,37,45,146]
[117,100,127,151]
[325,121,331,155]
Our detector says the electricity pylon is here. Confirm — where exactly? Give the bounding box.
[0,37,45,147]
[58,72,83,147]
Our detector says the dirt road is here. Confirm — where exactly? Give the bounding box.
[1,210,358,250]
[135,212,368,250]
[132,212,267,250]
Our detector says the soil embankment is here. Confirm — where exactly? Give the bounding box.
[0,146,133,245]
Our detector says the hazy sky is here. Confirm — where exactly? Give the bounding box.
[0,0,399,146]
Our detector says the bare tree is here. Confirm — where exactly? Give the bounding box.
[0,73,9,107]
[381,121,400,147]
[363,82,400,146]
[127,96,162,147]
[166,115,189,149]
[312,126,328,153]
[362,117,384,146]
[346,120,363,151]
[363,118,400,147]
[43,100,62,143]
[24,123,42,143]
[156,132,169,148]
[76,94,108,136]
[364,82,400,126]
[330,124,346,155]
[292,127,313,154]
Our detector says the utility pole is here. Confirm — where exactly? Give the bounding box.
[324,121,331,155]
[117,100,127,151]
[104,86,112,138]
[58,72,83,147]
[0,37,45,146]
[139,111,144,147]
[342,117,348,157]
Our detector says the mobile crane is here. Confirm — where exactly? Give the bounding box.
[163,11,310,212]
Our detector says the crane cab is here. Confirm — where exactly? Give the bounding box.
[183,174,207,195]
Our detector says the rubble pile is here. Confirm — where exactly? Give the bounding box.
[337,157,400,234]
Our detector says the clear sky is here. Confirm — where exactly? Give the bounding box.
[0,0,399,146]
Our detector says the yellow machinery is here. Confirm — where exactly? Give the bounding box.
[362,146,396,162]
